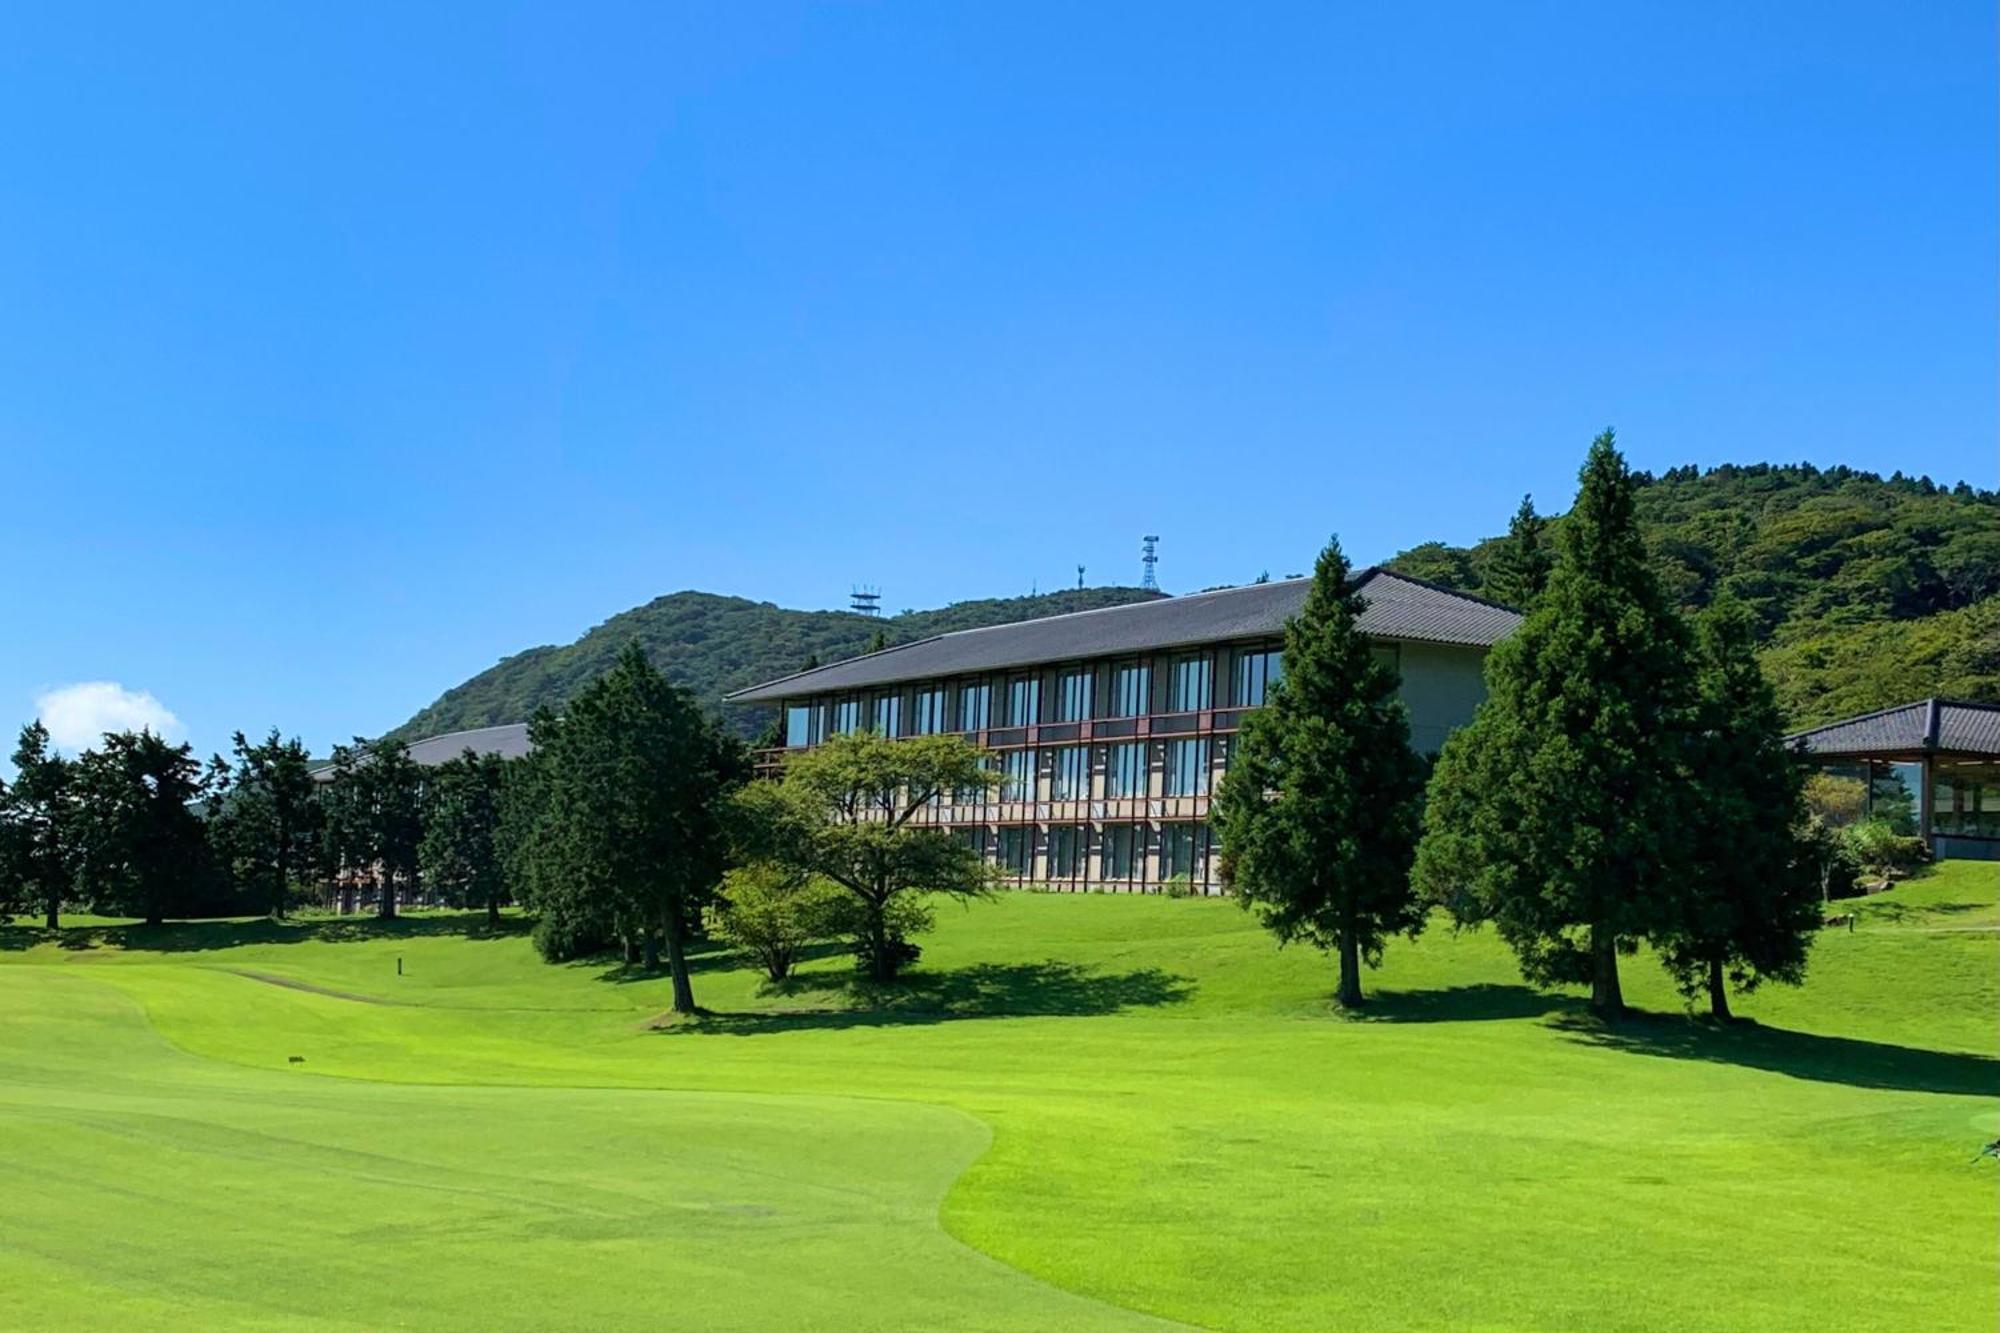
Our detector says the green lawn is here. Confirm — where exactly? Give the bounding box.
[3,864,1994,1331]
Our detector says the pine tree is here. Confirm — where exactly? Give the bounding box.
[1655,594,1821,1019]
[1484,494,1553,609]
[420,750,510,926]
[322,737,426,919]
[213,729,322,919]
[69,731,218,927]
[3,723,75,929]
[1212,537,1428,1008]
[1415,432,1700,1018]
[516,645,739,1013]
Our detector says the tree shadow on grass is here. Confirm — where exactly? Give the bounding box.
[657,960,1196,1035]
[0,913,530,955]
[1552,1011,2000,1098]
[1848,899,1989,927]
[585,936,744,986]
[1357,983,1583,1024]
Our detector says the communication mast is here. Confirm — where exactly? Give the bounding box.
[1141,536,1160,591]
[849,585,881,616]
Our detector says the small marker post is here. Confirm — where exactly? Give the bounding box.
[397,956,403,976]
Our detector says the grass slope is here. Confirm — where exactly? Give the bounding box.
[3,866,1995,1331]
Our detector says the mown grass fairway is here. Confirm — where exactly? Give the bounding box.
[4,866,1995,1331]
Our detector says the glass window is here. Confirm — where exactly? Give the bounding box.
[1232,649,1283,707]
[997,827,1032,876]
[1001,749,1035,801]
[1164,738,1210,797]
[784,705,813,748]
[912,687,947,735]
[1161,822,1204,881]
[1933,761,2000,839]
[1101,825,1139,880]
[1110,662,1151,717]
[871,691,901,738]
[1056,668,1094,722]
[1870,761,1923,836]
[1006,675,1040,726]
[831,696,861,736]
[954,826,989,857]
[1050,746,1090,800]
[957,682,991,732]
[1168,655,1211,712]
[1048,825,1086,878]
[1105,742,1147,798]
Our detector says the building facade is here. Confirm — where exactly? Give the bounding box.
[1787,698,2000,862]
[728,571,1520,894]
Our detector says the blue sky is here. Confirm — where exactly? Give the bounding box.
[3,3,1993,760]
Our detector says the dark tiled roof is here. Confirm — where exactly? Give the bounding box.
[311,722,532,780]
[404,723,533,765]
[727,570,1520,704]
[1786,699,2000,758]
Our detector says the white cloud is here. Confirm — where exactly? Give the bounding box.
[35,682,185,752]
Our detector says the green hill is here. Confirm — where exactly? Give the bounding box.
[1389,463,2000,727]
[393,586,1163,742]
[399,463,1998,744]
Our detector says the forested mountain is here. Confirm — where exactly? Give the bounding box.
[1389,463,2000,726]
[398,463,1997,744]
[393,587,1163,742]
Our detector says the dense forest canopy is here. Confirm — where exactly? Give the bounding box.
[1388,463,1999,726]
[395,463,1997,744]
[392,587,1164,742]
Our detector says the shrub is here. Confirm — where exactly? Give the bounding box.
[1839,819,1929,876]
[828,893,934,979]
[710,864,843,982]
[1798,815,1860,901]
[1160,873,1196,900]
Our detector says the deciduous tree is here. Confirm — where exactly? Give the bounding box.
[1212,537,1428,1008]
[736,731,996,982]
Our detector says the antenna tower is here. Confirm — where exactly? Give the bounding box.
[1141,536,1160,591]
[849,585,881,616]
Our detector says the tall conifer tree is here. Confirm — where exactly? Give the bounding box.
[4,723,75,929]
[1416,432,1699,1018]
[213,729,322,919]
[517,646,739,1013]
[1656,595,1821,1019]
[1212,537,1428,1009]
[323,737,426,919]
[1484,493,1553,609]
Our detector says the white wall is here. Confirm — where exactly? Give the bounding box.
[1395,641,1490,753]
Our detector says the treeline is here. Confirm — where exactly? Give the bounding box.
[0,725,529,930]
[1389,461,2000,725]
[1,642,1002,1021]
[1219,433,1838,1019]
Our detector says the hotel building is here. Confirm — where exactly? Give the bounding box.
[728,570,1521,893]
